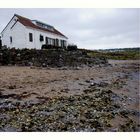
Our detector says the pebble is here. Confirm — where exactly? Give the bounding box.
[0,88,138,132]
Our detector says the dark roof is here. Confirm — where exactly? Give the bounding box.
[3,14,68,39]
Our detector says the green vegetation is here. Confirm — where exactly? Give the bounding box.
[85,48,140,60]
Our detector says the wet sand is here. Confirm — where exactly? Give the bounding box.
[0,60,139,131]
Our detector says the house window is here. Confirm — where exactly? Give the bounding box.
[47,38,53,45]
[64,40,67,47]
[60,40,66,47]
[50,38,53,45]
[10,36,12,44]
[40,35,44,42]
[45,37,48,44]
[56,39,59,46]
[60,40,63,47]
[47,38,51,45]
[52,39,55,46]
[29,33,33,42]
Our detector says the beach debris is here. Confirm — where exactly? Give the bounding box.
[0,87,138,132]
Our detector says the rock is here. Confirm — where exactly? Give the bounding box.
[42,63,47,67]
[0,87,135,132]
[28,62,33,66]
[91,127,96,132]
[0,93,16,99]
[90,82,94,86]
[73,66,81,70]
[60,88,70,93]
[99,82,108,87]
[0,114,10,121]
[119,110,129,118]
[2,126,18,132]
[93,110,97,113]
[85,80,90,83]
[110,128,119,132]
[0,48,108,67]
[8,85,16,89]
[59,67,68,70]
[37,111,54,116]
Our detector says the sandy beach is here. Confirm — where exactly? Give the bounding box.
[0,60,139,131]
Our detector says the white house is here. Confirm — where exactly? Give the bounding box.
[0,14,68,49]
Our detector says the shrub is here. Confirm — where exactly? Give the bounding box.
[41,44,62,50]
[67,45,78,51]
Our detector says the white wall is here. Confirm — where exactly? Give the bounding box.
[25,27,68,49]
[1,16,27,49]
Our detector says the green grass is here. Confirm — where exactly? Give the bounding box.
[85,48,140,60]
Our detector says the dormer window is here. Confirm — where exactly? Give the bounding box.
[32,20,54,31]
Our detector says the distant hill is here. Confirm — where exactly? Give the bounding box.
[99,47,140,52]
[81,47,140,60]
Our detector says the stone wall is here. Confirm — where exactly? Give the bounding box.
[0,48,108,67]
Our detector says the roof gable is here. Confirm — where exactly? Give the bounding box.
[1,14,68,39]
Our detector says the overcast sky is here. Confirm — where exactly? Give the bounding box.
[0,8,139,50]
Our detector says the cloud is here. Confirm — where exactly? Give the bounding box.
[0,8,139,49]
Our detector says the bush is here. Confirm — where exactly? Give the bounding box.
[67,45,78,51]
[41,44,62,50]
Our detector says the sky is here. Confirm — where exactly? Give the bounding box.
[0,8,139,50]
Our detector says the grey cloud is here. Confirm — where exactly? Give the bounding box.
[0,8,139,49]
